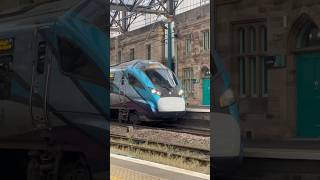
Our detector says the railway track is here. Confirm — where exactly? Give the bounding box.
[110,120,210,137]
[110,134,210,164]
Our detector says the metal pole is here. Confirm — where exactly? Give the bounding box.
[167,21,173,70]
[167,0,174,71]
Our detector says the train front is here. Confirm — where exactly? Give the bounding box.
[133,61,186,120]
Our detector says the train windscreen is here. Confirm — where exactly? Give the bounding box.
[144,68,178,89]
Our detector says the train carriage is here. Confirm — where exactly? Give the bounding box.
[110,60,186,123]
[0,0,108,179]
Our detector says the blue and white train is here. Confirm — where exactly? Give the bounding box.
[211,50,242,176]
[110,60,186,123]
[0,0,108,179]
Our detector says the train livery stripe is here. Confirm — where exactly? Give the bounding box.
[55,12,108,74]
[213,50,240,121]
[74,79,109,117]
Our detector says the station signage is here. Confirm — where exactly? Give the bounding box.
[0,38,14,53]
[265,55,286,68]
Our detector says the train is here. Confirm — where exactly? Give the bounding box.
[211,50,242,176]
[110,60,186,123]
[0,0,108,179]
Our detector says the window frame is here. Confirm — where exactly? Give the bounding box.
[250,57,257,97]
[185,34,192,56]
[117,50,122,64]
[130,48,135,60]
[146,44,151,59]
[183,67,194,94]
[234,22,268,98]
[202,30,210,51]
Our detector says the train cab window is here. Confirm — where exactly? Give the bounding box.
[58,37,105,85]
[144,68,177,89]
[0,55,12,99]
[128,74,144,89]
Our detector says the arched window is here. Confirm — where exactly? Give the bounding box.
[201,66,210,78]
[297,22,320,48]
[249,27,256,52]
[260,26,267,52]
[239,28,245,54]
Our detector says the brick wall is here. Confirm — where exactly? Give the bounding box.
[175,5,210,106]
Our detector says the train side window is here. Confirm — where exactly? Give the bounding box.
[110,83,119,93]
[0,55,12,100]
[128,74,144,89]
[58,37,105,85]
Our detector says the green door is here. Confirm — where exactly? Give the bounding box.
[297,53,320,137]
[202,78,210,106]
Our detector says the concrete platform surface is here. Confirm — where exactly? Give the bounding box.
[244,139,320,160]
[186,106,210,113]
[110,154,210,180]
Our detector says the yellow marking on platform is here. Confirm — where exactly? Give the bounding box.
[111,176,123,180]
[111,165,167,180]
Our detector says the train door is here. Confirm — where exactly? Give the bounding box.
[30,27,51,130]
[297,53,320,137]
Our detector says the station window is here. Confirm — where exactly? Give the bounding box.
[239,57,246,97]
[202,30,210,51]
[260,26,268,51]
[297,22,320,48]
[239,28,245,54]
[235,23,268,98]
[146,44,151,59]
[250,57,257,97]
[249,27,256,53]
[129,48,135,60]
[261,57,268,96]
[183,68,194,94]
[185,34,192,55]
[117,50,122,64]
[58,37,105,85]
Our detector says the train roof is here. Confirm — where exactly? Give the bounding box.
[110,60,167,72]
[0,0,105,32]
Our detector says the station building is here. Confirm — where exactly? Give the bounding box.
[175,5,211,106]
[110,24,166,66]
[215,0,320,139]
[110,5,211,107]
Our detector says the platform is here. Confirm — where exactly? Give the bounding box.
[110,154,210,180]
[244,139,320,160]
[186,105,210,113]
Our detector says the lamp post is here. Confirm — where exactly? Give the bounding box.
[166,0,175,71]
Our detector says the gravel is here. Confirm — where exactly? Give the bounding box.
[110,124,210,150]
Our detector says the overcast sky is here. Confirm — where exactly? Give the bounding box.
[110,0,209,37]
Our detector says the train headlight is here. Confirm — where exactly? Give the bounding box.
[150,88,161,96]
[219,88,236,108]
[178,89,184,96]
[151,89,157,94]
